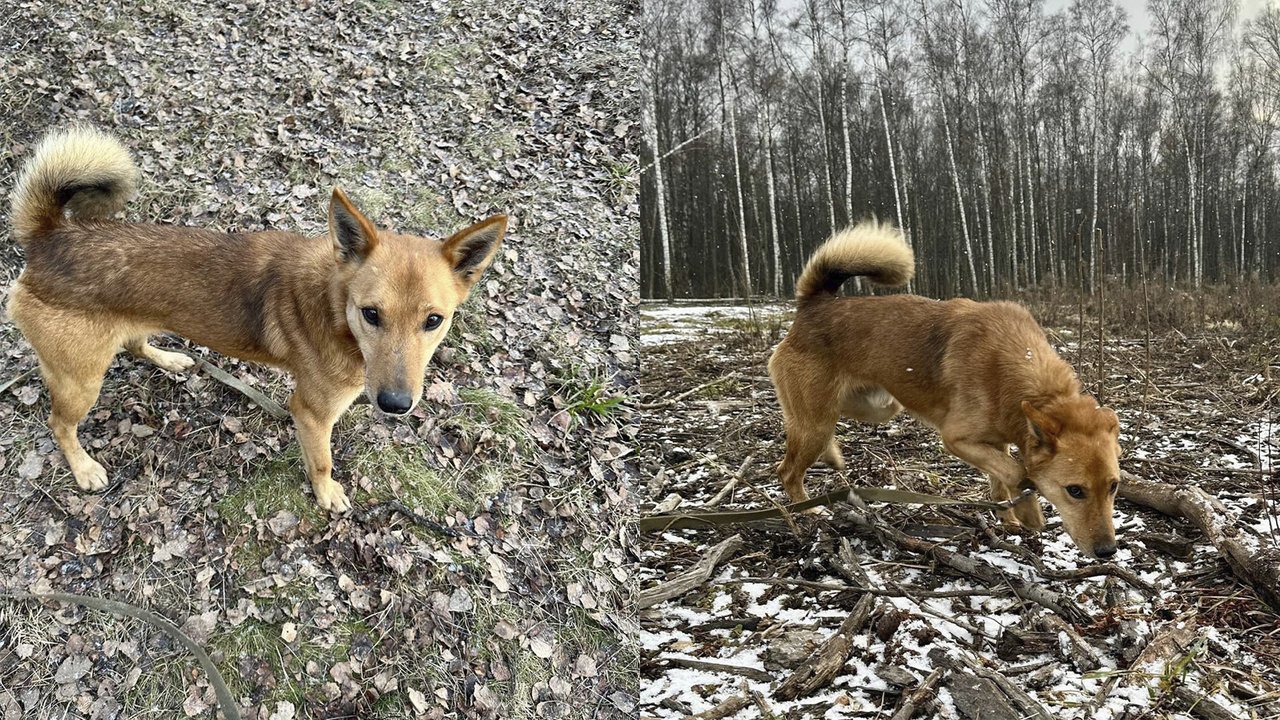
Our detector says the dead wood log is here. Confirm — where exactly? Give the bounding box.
[1087,620,1195,715]
[689,693,751,720]
[773,593,874,701]
[933,649,1055,720]
[639,534,743,610]
[1171,685,1241,720]
[945,673,1022,720]
[959,658,1054,720]
[889,668,943,720]
[1120,470,1280,612]
[1038,614,1105,672]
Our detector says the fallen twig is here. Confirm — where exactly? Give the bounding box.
[198,359,290,419]
[639,534,743,610]
[0,366,37,396]
[838,494,1090,624]
[953,508,1158,596]
[889,668,944,720]
[636,371,742,410]
[655,656,772,683]
[3,591,240,720]
[1139,457,1275,478]
[706,454,754,508]
[723,576,1001,599]
[357,500,462,538]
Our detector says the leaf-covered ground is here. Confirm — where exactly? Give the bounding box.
[638,297,1280,720]
[0,1,638,718]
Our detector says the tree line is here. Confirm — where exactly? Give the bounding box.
[641,0,1280,300]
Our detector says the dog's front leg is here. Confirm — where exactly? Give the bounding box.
[941,435,1045,531]
[290,382,362,512]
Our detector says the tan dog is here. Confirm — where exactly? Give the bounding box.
[768,221,1122,558]
[7,127,506,511]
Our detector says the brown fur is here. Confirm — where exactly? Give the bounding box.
[770,221,1122,558]
[7,127,506,511]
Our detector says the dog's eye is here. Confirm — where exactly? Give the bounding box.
[1110,480,1119,495]
[423,314,444,331]
[1066,485,1085,499]
[361,307,381,327]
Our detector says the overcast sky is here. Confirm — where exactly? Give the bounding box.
[770,0,1271,57]
[1045,0,1269,52]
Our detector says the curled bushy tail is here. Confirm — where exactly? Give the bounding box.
[10,126,138,244]
[795,219,914,302]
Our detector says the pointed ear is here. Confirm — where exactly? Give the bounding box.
[328,188,380,263]
[442,214,506,285]
[1022,400,1062,446]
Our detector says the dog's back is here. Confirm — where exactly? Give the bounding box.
[778,223,1076,434]
[9,127,331,363]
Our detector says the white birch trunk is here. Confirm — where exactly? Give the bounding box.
[647,87,673,300]
[940,100,978,294]
[816,83,837,232]
[1025,120,1039,285]
[760,104,782,297]
[977,119,995,293]
[730,107,752,297]
[878,85,907,244]
[841,69,853,224]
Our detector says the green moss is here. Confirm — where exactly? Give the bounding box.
[214,448,326,531]
[348,187,391,217]
[454,386,530,448]
[211,616,372,706]
[406,196,450,233]
[354,443,461,517]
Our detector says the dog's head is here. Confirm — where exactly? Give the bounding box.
[1021,395,1122,559]
[328,188,505,415]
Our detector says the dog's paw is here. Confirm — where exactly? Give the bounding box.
[313,480,352,513]
[153,350,197,374]
[73,459,109,491]
[1013,501,1046,532]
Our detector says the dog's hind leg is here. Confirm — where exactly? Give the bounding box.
[11,293,121,491]
[770,349,840,503]
[125,336,196,374]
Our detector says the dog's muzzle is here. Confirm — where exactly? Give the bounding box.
[376,389,413,415]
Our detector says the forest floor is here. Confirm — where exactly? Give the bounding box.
[638,295,1280,720]
[0,1,637,719]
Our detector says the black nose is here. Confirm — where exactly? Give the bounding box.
[376,389,413,414]
[1094,543,1117,559]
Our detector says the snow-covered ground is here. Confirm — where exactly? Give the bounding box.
[640,302,791,346]
[638,301,1280,719]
